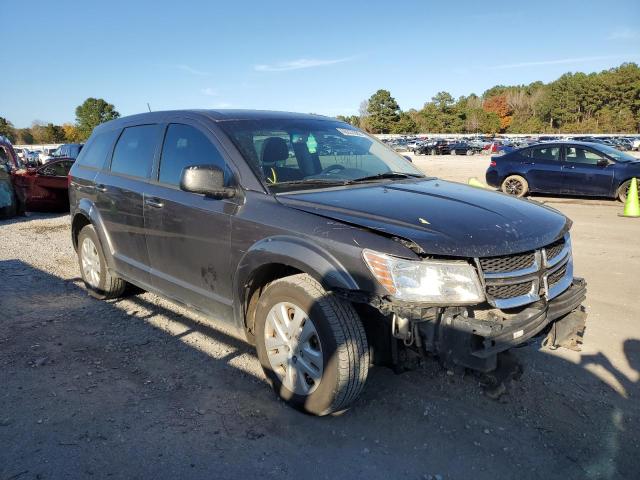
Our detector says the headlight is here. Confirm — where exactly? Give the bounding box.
[362,249,485,304]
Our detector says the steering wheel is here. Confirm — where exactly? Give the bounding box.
[320,164,346,175]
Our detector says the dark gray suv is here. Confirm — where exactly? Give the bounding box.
[69,110,587,415]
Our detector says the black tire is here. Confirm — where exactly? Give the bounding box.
[77,224,127,299]
[254,273,369,416]
[617,179,636,203]
[501,174,529,197]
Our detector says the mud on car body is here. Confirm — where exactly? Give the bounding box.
[68,110,587,415]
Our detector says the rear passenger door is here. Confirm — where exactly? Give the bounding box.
[143,123,237,322]
[522,145,564,193]
[93,124,163,286]
[561,146,614,196]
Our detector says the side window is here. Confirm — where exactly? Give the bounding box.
[39,161,71,177]
[159,124,229,186]
[565,147,604,165]
[529,146,560,161]
[76,130,119,169]
[111,125,162,179]
[519,148,532,158]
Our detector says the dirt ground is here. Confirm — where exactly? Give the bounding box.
[1,155,639,480]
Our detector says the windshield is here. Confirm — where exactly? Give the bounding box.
[218,118,424,192]
[592,143,637,162]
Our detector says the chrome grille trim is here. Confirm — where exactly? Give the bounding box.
[476,234,572,309]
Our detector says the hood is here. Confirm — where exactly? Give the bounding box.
[277,179,570,258]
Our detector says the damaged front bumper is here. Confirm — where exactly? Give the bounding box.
[380,278,588,373]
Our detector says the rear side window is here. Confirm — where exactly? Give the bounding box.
[159,124,228,186]
[528,146,560,161]
[110,125,162,179]
[76,130,119,169]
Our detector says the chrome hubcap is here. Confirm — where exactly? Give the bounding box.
[81,237,101,288]
[264,302,323,395]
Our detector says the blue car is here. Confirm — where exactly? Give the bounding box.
[486,141,640,202]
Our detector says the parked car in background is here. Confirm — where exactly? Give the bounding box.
[69,110,587,415]
[24,150,41,166]
[486,141,640,202]
[0,136,21,217]
[12,158,75,212]
[14,148,27,160]
[449,141,474,155]
[415,139,450,155]
[49,143,84,160]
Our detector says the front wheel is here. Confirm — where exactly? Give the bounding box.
[254,274,369,416]
[501,175,529,197]
[617,179,637,203]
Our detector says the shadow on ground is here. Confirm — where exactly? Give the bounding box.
[0,259,638,479]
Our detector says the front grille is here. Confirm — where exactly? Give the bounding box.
[548,264,567,287]
[477,234,572,308]
[479,251,535,273]
[486,281,533,299]
[545,238,565,261]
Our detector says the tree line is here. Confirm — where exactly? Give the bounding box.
[0,98,120,145]
[2,63,638,144]
[337,63,640,135]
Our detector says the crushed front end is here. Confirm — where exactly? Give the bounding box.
[359,233,588,373]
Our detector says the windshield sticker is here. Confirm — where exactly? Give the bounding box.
[337,128,367,138]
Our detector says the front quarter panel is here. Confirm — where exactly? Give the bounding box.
[230,191,417,328]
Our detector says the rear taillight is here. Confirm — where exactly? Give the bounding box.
[489,160,497,167]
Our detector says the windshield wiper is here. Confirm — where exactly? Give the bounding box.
[349,172,423,183]
[268,178,351,189]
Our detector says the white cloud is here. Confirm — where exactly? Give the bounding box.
[254,57,354,72]
[607,28,639,40]
[201,87,218,96]
[491,55,636,70]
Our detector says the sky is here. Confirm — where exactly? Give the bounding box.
[2,0,640,128]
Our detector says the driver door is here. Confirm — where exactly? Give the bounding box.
[561,146,614,196]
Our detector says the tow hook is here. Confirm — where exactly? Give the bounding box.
[392,314,414,346]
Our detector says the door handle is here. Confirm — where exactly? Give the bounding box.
[144,197,164,208]
[95,184,108,192]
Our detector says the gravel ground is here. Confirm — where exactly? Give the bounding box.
[1,158,639,479]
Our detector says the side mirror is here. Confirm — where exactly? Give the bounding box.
[597,159,610,167]
[180,165,235,199]
[402,155,413,163]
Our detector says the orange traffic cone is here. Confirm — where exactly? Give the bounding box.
[622,178,639,218]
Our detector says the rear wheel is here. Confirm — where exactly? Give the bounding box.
[77,225,127,299]
[254,274,369,416]
[501,175,529,197]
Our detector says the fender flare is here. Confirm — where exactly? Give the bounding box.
[72,199,117,270]
[232,235,361,329]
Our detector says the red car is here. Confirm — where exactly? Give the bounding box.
[12,158,75,212]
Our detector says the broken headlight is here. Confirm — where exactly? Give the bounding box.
[362,249,485,304]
